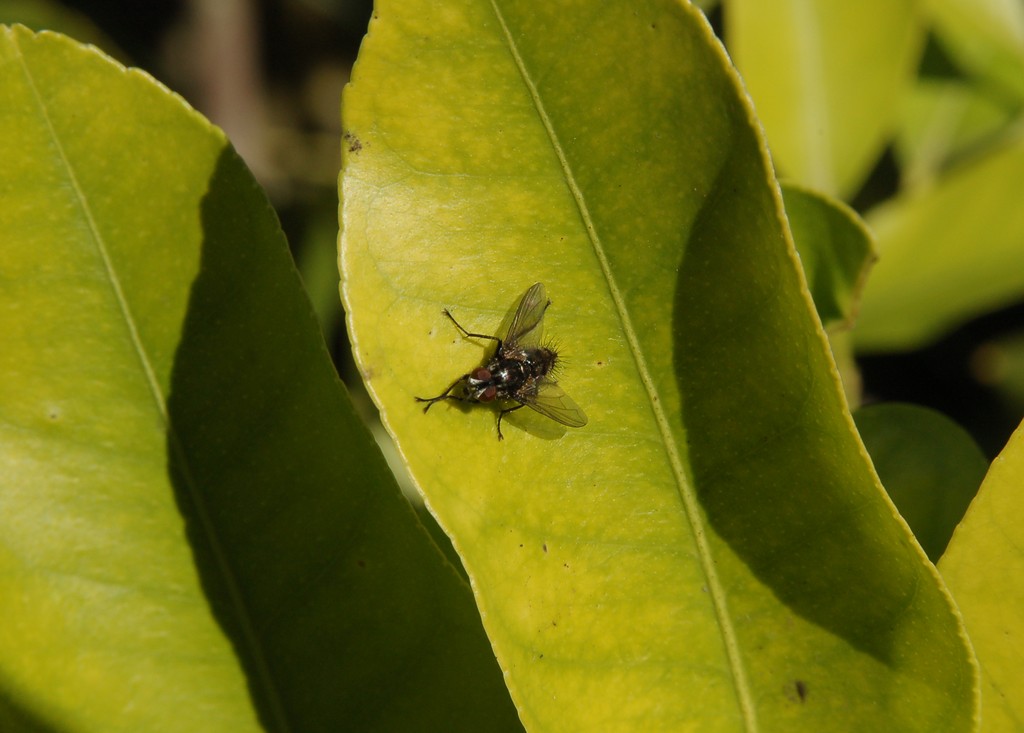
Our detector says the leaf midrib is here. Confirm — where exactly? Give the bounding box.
[486,3,758,730]
[12,31,290,732]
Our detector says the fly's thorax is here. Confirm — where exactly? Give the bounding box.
[465,354,541,403]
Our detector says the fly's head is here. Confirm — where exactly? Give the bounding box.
[465,366,499,403]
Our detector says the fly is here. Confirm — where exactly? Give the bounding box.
[415,282,588,440]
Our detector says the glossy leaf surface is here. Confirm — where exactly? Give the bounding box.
[727,0,923,196]
[340,2,977,730]
[856,131,1024,351]
[941,420,1024,732]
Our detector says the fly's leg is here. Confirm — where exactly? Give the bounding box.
[415,375,469,412]
[443,309,504,349]
[496,403,525,441]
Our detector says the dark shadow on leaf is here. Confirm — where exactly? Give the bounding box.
[166,146,522,732]
[672,145,916,666]
[0,692,62,733]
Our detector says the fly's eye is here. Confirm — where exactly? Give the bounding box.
[479,386,498,402]
[471,367,491,381]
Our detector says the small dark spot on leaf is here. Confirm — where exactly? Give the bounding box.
[785,680,808,703]
[542,543,548,553]
[563,563,569,569]
[343,131,363,153]
[356,559,366,568]
[552,620,557,627]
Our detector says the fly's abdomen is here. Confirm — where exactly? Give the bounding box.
[523,347,557,379]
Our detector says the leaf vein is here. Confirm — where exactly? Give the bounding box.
[487,4,759,729]
[12,36,292,732]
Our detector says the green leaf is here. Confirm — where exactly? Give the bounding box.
[781,183,876,330]
[726,0,924,196]
[855,130,1024,351]
[940,420,1024,732]
[0,25,518,732]
[924,0,1024,103]
[854,404,987,561]
[340,1,977,730]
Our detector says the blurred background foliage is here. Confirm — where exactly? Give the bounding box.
[4,0,1022,460]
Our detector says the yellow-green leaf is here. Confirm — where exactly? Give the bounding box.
[0,25,517,732]
[894,78,1016,189]
[340,1,977,730]
[924,0,1024,103]
[856,130,1024,351]
[726,0,924,196]
[940,420,1024,732]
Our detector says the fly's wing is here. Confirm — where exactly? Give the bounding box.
[501,282,548,349]
[525,380,588,427]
